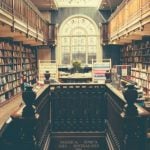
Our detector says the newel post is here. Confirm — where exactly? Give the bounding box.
[20,85,39,149]
[122,84,146,150]
[0,86,39,149]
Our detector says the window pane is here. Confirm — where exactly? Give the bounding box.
[61,47,70,64]
[88,46,96,53]
[62,54,70,64]
[72,46,86,63]
[88,54,96,64]
[61,37,70,46]
[88,37,97,45]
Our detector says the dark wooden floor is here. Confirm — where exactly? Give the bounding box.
[49,132,109,150]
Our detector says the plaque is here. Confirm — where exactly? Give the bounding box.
[50,135,108,150]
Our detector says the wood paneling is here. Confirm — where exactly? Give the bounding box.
[38,48,51,60]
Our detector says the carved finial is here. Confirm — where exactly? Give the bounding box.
[22,85,36,118]
[122,84,138,116]
[44,71,50,84]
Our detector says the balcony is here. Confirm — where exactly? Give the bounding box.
[0,0,50,46]
[108,0,150,44]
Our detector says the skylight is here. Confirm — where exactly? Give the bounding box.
[54,0,102,8]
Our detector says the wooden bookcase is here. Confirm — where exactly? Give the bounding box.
[0,38,37,105]
[120,37,150,94]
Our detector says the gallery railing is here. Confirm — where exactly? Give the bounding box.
[108,0,150,41]
[0,0,50,43]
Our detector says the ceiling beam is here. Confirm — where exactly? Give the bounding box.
[118,38,132,43]
[125,35,142,40]
[132,31,150,36]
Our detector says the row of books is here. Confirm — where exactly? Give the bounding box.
[131,76,150,91]
[0,87,21,103]
[0,80,20,93]
[122,49,150,57]
[124,40,150,51]
[0,63,37,73]
[0,74,21,84]
[0,66,13,73]
[0,41,12,50]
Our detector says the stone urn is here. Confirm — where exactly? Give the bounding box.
[44,71,50,80]
[44,71,50,84]
[105,70,111,83]
[122,84,138,116]
[22,85,36,118]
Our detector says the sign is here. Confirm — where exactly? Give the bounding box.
[50,136,107,150]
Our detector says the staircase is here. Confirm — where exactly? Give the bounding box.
[49,84,107,150]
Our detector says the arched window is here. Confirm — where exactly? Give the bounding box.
[58,15,101,65]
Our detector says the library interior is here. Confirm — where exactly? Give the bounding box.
[0,0,150,149]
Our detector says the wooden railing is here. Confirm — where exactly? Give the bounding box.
[0,0,50,43]
[50,83,106,132]
[34,85,50,149]
[0,83,150,149]
[108,0,150,41]
[0,85,51,150]
[105,84,150,150]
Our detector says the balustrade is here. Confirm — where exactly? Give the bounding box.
[0,0,50,43]
[0,83,150,149]
[109,0,150,41]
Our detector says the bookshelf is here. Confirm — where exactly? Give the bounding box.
[120,37,150,94]
[22,46,37,84]
[0,38,37,105]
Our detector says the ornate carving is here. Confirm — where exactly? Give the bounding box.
[44,71,50,84]
[21,85,38,149]
[22,86,36,118]
[122,84,138,116]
